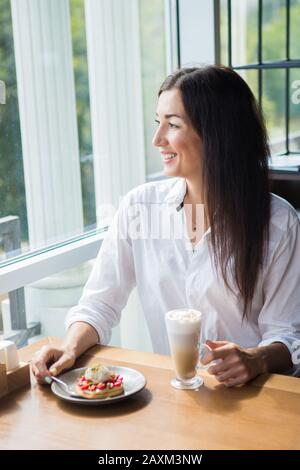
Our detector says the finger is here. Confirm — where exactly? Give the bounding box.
[208,355,238,375]
[32,348,51,371]
[201,341,233,365]
[206,340,229,350]
[223,374,248,387]
[31,363,50,384]
[32,356,51,378]
[216,366,245,383]
[200,350,215,365]
[32,347,57,379]
[31,361,50,378]
[49,352,74,376]
[38,346,59,365]
[209,345,237,362]
[201,347,232,366]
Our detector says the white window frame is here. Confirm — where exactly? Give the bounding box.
[0,230,105,295]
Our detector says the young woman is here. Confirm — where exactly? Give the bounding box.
[32,66,300,387]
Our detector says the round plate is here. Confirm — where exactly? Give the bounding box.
[51,366,147,406]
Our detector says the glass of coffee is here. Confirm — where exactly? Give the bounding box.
[165,308,210,390]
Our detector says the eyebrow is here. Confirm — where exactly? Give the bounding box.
[155,112,184,120]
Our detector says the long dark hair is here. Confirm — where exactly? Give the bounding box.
[159,65,270,320]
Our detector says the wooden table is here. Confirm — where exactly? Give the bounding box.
[1,337,300,450]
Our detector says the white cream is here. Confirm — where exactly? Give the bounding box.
[165,308,202,335]
[85,363,112,383]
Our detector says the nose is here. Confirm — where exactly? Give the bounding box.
[152,125,168,148]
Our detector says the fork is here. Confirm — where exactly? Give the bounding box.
[45,375,81,398]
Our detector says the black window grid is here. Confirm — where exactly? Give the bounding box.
[226,0,300,156]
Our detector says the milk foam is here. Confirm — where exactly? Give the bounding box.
[165,309,201,335]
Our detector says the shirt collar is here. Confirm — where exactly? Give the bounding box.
[164,177,187,210]
[164,177,212,238]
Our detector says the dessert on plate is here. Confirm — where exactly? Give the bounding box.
[76,363,124,399]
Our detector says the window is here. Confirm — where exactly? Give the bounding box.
[0,0,169,265]
[0,0,96,265]
[0,0,172,347]
[220,0,300,158]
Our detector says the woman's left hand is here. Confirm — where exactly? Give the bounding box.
[202,339,265,387]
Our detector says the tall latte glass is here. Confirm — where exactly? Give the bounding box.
[165,308,205,390]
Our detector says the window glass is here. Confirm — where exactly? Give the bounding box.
[231,0,258,66]
[262,69,286,155]
[139,0,167,175]
[220,0,229,65]
[262,0,286,62]
[290,0,300,59]
[290,69,300,152]
[0,0,169,264]
[220,0,300,158]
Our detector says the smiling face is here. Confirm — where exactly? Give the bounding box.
[152,88,204,180]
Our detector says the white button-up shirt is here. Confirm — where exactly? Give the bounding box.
[66,177,300,372]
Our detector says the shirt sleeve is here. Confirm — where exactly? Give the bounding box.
[258,218,300,376]
[65,194,136,345]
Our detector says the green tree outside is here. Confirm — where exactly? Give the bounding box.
[0,0,27,244]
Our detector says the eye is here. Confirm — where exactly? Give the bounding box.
[154,119,179,129]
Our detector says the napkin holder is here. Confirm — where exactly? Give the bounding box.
[0,362,8,398]
[7,361,31,393]
[0,361,30,398]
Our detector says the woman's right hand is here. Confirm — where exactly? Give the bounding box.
[31,345,76,384]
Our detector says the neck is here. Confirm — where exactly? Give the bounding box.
[184,178,209,231]
[185,178,205,205]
